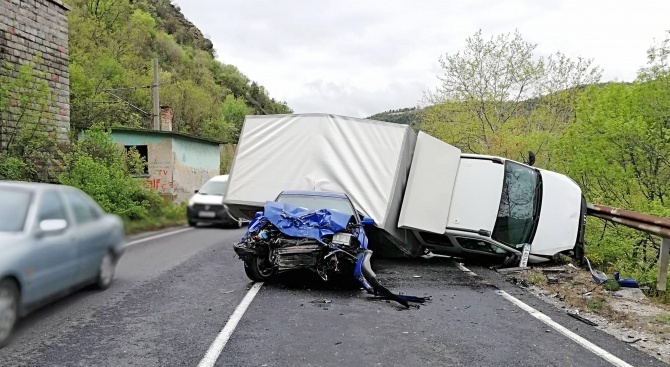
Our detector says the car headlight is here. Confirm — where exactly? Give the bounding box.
[188,197,196,207]
[332,233,352,246]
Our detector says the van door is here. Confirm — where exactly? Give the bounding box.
[398,132,461,234]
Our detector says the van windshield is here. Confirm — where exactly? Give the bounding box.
[491,161,542,246]
[199,180,228,195]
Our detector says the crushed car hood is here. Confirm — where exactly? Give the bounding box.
[253,201,354,244]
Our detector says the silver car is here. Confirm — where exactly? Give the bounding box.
[0,182,125,347]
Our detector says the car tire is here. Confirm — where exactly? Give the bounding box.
[96,252,117,290]
[243,256,274,282]
[0,280,19,348]
[188,219,197,227]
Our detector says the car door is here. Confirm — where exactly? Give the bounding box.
[62,189,109,284]
[25,189,78,304]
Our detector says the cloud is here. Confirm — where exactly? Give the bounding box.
[174,0,670,117]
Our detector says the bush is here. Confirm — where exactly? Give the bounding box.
[58,124,163,219]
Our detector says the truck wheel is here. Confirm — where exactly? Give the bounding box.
[0,280,19,348]
[243,256,274,282]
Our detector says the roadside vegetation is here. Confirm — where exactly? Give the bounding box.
[414,29,670,298]
[1,0,292,234]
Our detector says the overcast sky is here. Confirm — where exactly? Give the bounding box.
[174,0,670,118]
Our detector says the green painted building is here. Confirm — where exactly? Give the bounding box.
[109,127,222,202]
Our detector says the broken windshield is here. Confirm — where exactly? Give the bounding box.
[276,194,356,217]
[491,161,541,246]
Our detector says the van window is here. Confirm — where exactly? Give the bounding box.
[456,237,507,254]
[491,161,541,246]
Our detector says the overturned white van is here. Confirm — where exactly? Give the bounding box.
[399,132,586,264]
[224,114,586,263]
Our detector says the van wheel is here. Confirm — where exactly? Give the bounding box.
[96,252,117,290]
[0,280,19,348]
[243,256,274,282]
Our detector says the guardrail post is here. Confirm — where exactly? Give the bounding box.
[658,237,670,292]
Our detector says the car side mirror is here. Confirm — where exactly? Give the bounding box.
[362,217,375,226]
[527,151,536,167]
[194,189,199,193]
[37,219,67,236]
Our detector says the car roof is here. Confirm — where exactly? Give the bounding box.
[278,190,348,199]
[207,175,229,182]
[0,181,61,192]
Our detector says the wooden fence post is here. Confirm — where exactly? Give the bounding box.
[658,237,670,292]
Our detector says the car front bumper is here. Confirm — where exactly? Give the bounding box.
[187,204,238,224]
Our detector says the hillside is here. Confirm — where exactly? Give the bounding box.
[67,0,291,143]
[367,107,423,127]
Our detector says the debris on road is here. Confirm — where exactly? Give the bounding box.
[585,256,608,284]
[495,266,530,274]
[567,311,598,326]
[310,299,332,304]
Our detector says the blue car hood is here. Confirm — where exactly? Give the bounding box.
[248,201,354,243]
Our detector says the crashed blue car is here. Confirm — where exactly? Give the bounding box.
[233,190,427,307]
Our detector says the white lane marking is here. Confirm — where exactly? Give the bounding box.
[123,227,194,249]
[455,263,633,367]
[198,282,264,367]
[455,262,477,276]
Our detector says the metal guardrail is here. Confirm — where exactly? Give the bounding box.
[587,204,670,292]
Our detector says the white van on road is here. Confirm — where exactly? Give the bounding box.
[187,175,244,228]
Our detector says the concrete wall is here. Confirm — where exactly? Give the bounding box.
[172,137,220,202]
[109,131,175,197]
[0,0,70,148]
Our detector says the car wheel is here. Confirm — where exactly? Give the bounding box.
[243,255,274,282]
[0,280,19,348]
[188,220,197,227]
[96,252,116,290]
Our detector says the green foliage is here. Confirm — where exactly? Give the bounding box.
[527,274,547,285]
[368,107,423,129]
[553,32,670,290]
[586,298,606,312]
[0,58,61,181]
[603,280,621,292]
[58,124,161,219]
[423,29,601,167]
[68,0,292,141]
[0,156,31,181]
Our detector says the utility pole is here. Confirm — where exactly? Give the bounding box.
[152,58,160,130]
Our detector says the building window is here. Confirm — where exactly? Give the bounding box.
[124,145,149,176]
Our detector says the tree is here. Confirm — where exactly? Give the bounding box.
[553,32,670,286]
[423,30,601,167]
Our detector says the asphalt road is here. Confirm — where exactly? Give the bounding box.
[0,227,666,367]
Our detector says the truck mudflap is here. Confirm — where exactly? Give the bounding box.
[355,250,430,308]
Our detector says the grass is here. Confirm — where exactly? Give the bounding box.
[586,298,606,312]
[657,313,670,325]
[123,202,187,235]
[527,273,546,285]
